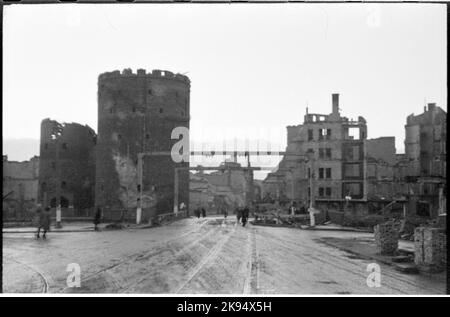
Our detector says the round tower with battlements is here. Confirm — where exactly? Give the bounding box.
[96,68,190,221]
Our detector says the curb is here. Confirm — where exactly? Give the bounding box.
[303,227,371,233]
[3,228,96,233]
[251,222,371,233]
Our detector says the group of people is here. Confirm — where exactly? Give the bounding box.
[194,207,207,218]
[235,206,250,227]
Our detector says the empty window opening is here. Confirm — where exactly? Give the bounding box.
[344,163,361,178]
[60,196,69,208]
[326,187,332,196]
[319,168,324,179]
[319,149,324,159]
[319,187,324,197]
[326,148,331,159]
[344,183,362,198]
[319,129,331,140]
[308,129,314,141]
[326,168,331,179]
[348,127,361,140]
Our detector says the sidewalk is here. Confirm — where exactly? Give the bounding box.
[316,235,447,280]
[2,222,109,233]
[303,223,371,233]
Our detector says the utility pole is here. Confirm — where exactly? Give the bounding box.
[174,168,179,214]
[55,130,62,229]
[137,153,143,224]
[307,150,316,227]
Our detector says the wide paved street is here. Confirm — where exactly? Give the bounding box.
[2,217,446,294]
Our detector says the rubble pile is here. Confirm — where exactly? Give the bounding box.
[414,227,447,272]
[374,222,399,255]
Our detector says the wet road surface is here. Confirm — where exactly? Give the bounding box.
[2,217,446,294]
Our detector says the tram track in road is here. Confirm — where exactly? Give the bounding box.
[259,230,409,293]
[175,224,237,294]
[61,218,212,293]
[4,257,50,293]
[258,229,443,294]
[243,227,259,294]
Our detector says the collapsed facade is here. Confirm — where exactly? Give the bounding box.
[3,155,40,220]
[96,69,190,221]
[38,119,96,217]
[263,94,404,215]
[396,103,447,219]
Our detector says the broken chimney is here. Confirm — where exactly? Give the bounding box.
[332,93,339,114]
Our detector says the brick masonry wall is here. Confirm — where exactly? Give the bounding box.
[96,69,190,217]
[414,227,446,271]
[374,222,398,255]
[38,119,96,213]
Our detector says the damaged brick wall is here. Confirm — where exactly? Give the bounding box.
[96,69,190,219]
[38,119,96,216]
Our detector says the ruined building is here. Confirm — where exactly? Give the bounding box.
[397,103,447,218]
[38,119,96,217]
[96,69,190,220]
[263,93,399,214]
[3,155,40,220]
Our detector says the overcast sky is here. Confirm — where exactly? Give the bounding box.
[2,3,447,179]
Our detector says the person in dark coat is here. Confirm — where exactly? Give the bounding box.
[94,207,102,231]
[222,206,228,219]
[241,206,249,227]
[37,206,51,239]
[201,207,206,218]
[195,207,200,218]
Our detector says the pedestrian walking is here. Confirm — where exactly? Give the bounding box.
[94,207,101,231]
[201,207,206,218]
[242,206,249,227]
[37,206,51,239]
[222,206,228,218]
[236,207,242,224]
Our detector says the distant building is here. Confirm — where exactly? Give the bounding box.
[263,93,399,214]
[2,155,40,220]
[189,161,259,214]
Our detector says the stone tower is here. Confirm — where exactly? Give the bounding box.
[96,68,190,220]
[38,118,96,215]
